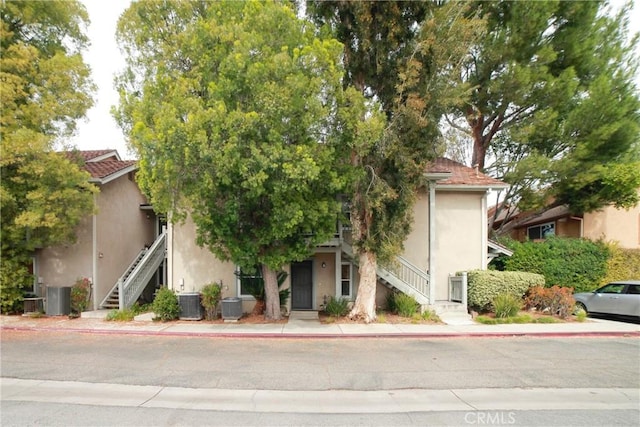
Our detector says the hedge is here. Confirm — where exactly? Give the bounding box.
[467,270,545,312]
[502,237,608,293]
[600,244,640,285]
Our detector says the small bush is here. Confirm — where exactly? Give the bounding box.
[201,282,222,320]
[325,296,350,317]
[1,259,31,314]
[386,291,397,313]
[492,293,521,318]
[70,278,91,315]
[467,270,544,312]
[106,308,135,321]
[394,293,419,318]
[524,285,575,319]
[421,309,440,322]
[152,287,180,321]
[574,307,587,322]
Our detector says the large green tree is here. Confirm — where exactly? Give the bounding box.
[309,1,484,321]
[1,0,96,310]
[115,0,370,319]
[443,0,640,226]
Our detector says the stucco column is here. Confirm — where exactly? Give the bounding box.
[423,171,451,305]
[92,194,98,310]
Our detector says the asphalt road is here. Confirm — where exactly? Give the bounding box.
[1,331,638,390]
[2,331,639,426]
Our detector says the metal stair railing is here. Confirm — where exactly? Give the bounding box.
[119,231,167,309]
[342,242,430,305]
[100,248,147,309]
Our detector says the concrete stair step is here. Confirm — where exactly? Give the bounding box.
[289,311,319,320]
[438,311,475,325]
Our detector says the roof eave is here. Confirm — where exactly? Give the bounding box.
[435,184,510,192]
[88,164,138,185]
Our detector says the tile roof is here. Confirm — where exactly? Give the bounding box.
[65,150,137,182]
[426,158,508,188]
[84,160,137,180]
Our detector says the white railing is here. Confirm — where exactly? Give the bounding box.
[342,242,430,304]
[448,272,468,307]
[380,256,430,300]
[100,248,146,309]
[119,232,167,309]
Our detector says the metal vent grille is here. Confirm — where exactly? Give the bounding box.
[178,293,203,320]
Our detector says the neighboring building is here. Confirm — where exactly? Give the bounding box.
[491,189,640,249]
[34,150,163,310]
[167,158,508,315]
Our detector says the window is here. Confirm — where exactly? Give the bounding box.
[235,265,262,298]
[527,222,555,240]
[341,262,352,298]
[626,284,640,295]
[597,284,625,294]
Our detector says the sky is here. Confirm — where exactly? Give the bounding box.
[72,0,640,161]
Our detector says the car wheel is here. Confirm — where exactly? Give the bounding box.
[575,302,588,315]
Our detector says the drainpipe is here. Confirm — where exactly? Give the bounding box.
[428,180,437,305]
[92,194,98,310]
[481,190,489,269]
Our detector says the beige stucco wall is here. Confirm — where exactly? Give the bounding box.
[94,173,156,305]
[583,193,640,249]
[401,190,486,301]
[36,215,93,294]
[170,187,490,311]
[37,172,155,308]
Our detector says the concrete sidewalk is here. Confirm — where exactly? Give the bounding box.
[1,313,638,338]
[2,378,638,413]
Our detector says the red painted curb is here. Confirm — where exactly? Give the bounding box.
[2,325,639,339]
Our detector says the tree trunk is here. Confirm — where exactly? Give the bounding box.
[469,111,487,171]
[262,265,281,320]
[348,251,377,323]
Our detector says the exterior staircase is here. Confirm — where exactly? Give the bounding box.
[341,242,472,322]
[100,231,167,310]
[341,242,430,307]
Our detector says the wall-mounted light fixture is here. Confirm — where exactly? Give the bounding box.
[321,262,327,268]
[179,278,185,291]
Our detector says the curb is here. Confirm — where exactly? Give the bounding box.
[2,325,639,339]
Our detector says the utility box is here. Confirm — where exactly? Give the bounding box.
[221,297,242,320]
[46,286,71,316]
[178,292,203,320]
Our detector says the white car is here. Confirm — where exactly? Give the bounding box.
[574,280,640,320]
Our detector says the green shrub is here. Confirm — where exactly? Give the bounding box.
[467,270,544,312]
[0,259,31,314]
[492,293,521,318]
[70,278,91,315]
[106,308,136,321]
[503,237,608,293]
[574,307,587,322]
[385,291,397,313]
[420,309,440,322]
[601,244,640,285]
[201,282,222,320]
[152,287,180,321]
[394,293,419,318]
[324,296,350,317]
[524,285,575,319]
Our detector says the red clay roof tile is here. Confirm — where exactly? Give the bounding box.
[426,158,507,188]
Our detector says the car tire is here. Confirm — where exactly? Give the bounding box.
[575,301,588,315]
